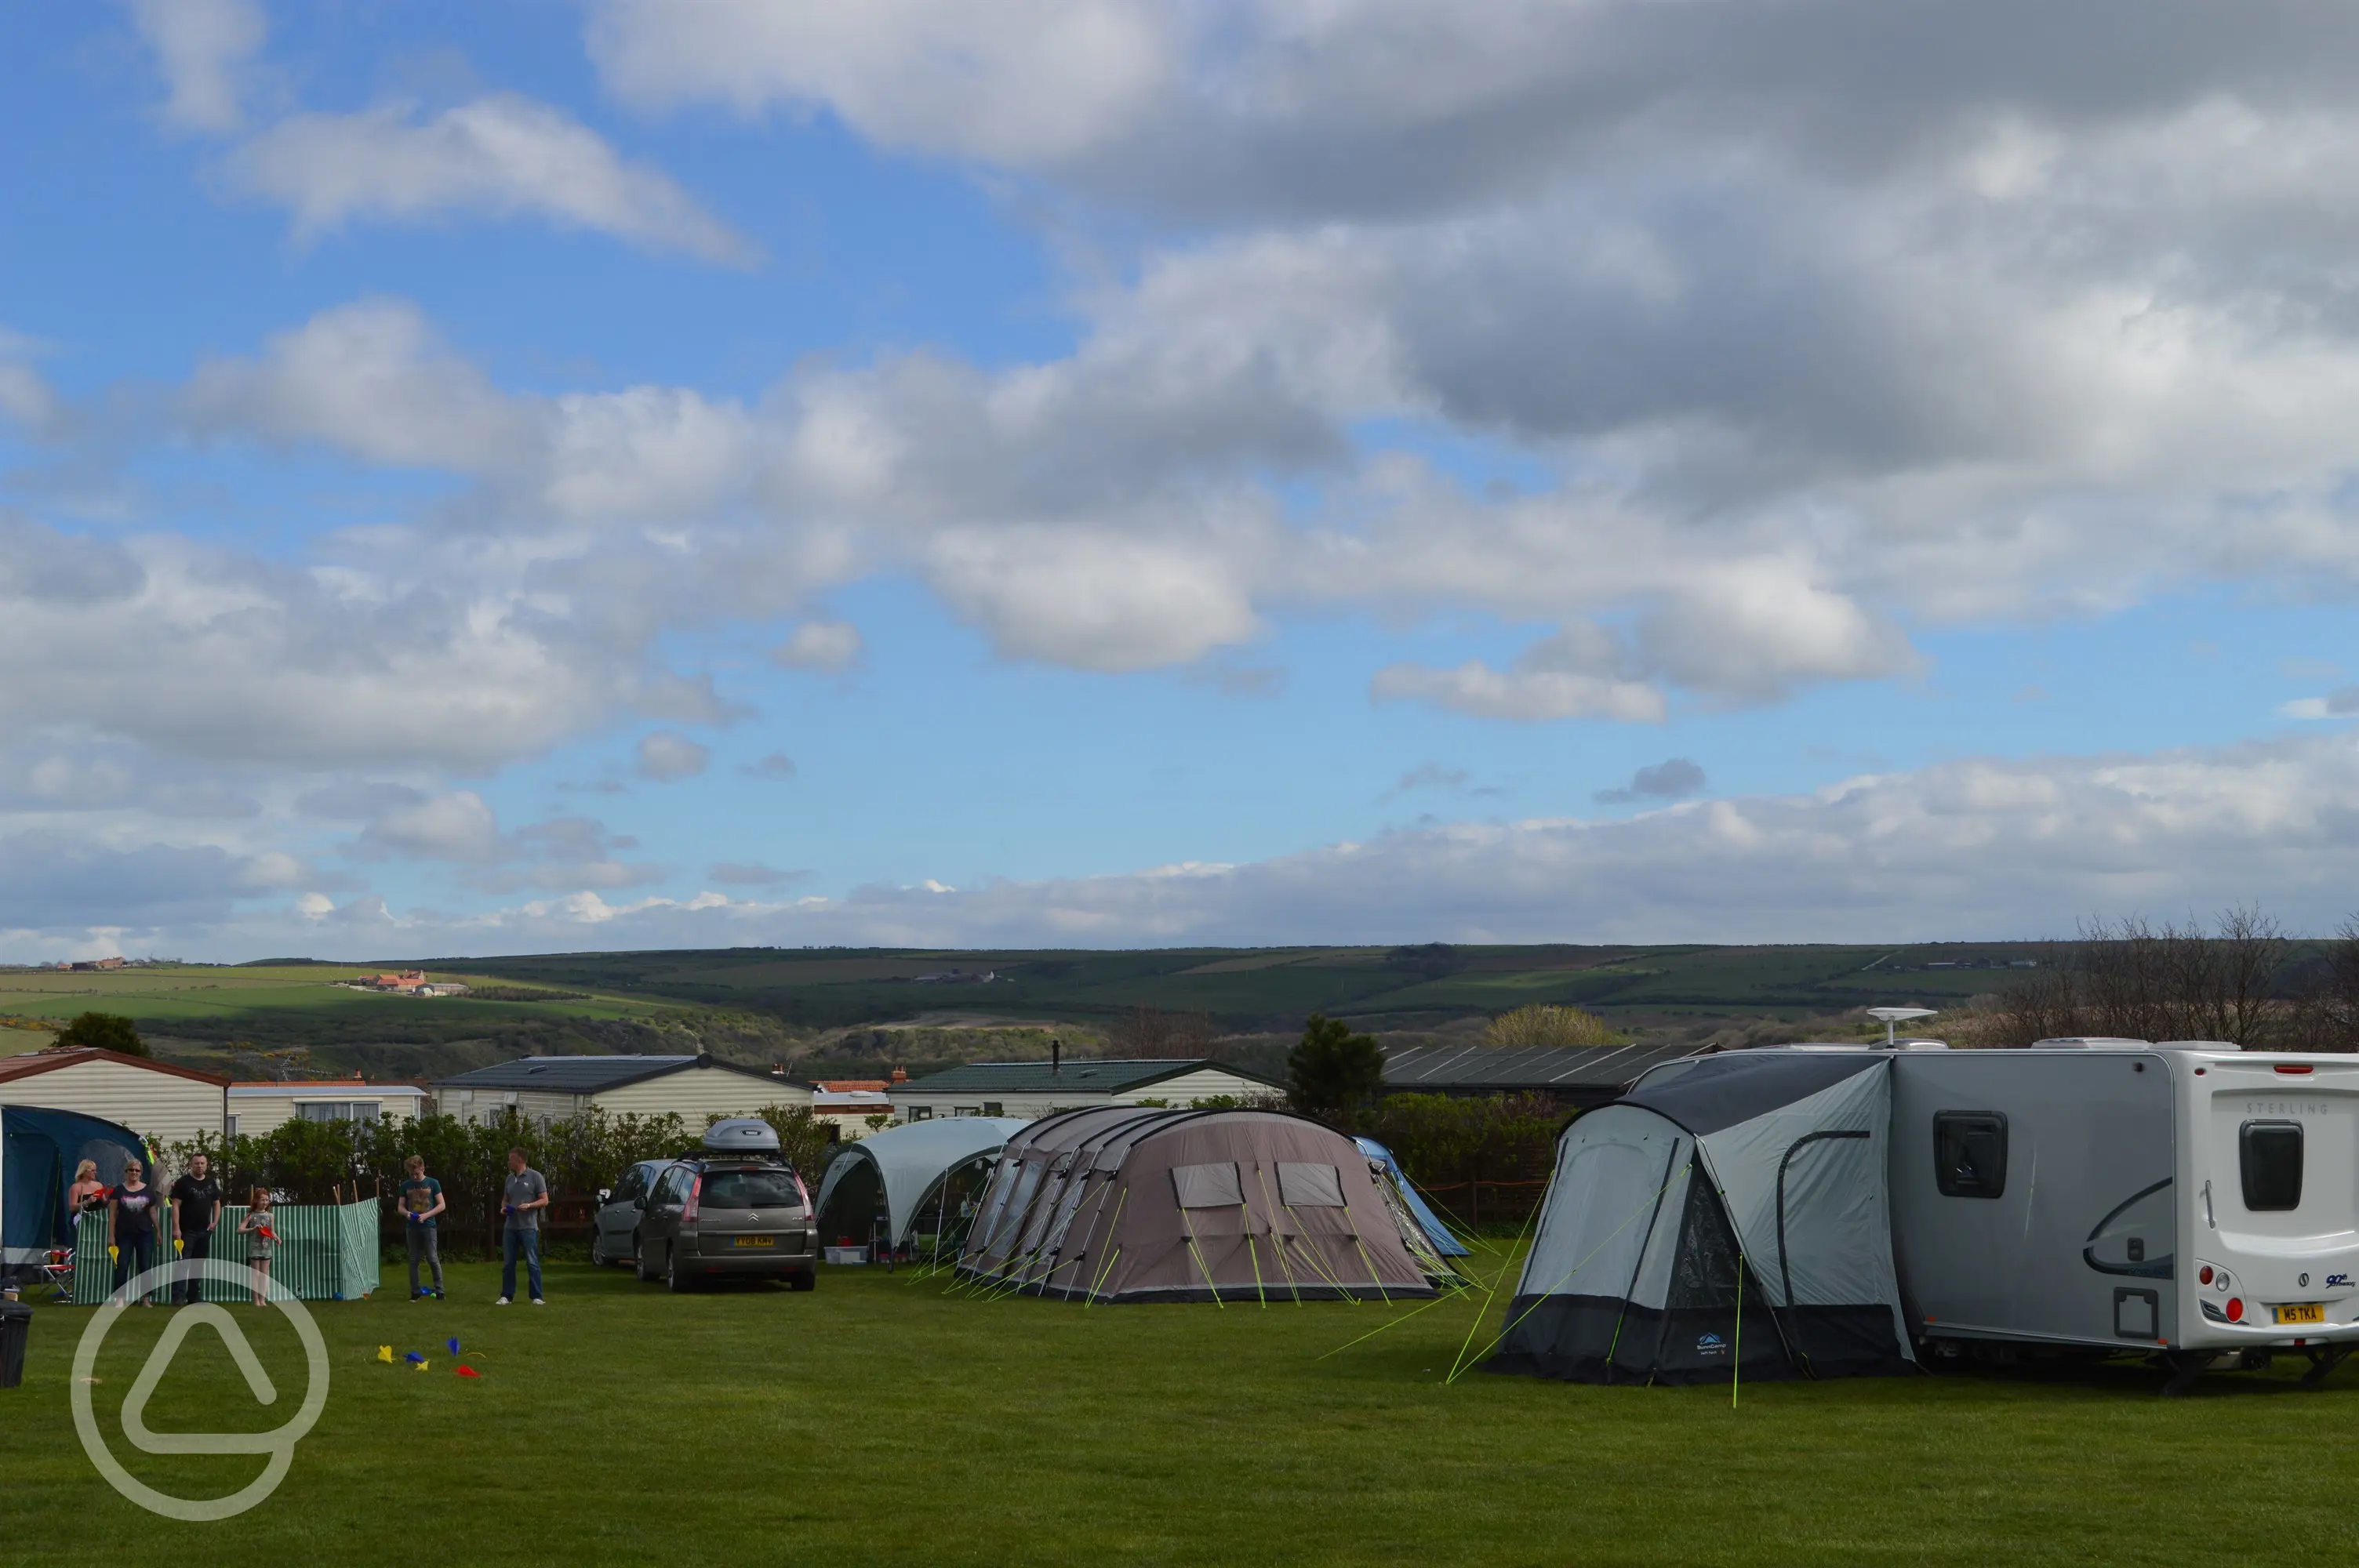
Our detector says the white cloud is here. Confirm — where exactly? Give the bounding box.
[127,0,265,135]
[635,731,711,781]
[358,790,501,862]
[589,0,1176,165]
[28,730,2357,957]
[772,620,863,672]
[226,93,754,264]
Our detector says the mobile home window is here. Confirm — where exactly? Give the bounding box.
[1933,1112,2008,1199]
[2240,1120,2303,1212]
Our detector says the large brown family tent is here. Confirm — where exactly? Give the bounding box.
[958,1106,1448,1302]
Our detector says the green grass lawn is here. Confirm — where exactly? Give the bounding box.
[5,1252,2356,1565]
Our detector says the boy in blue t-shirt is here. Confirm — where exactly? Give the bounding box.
[402,1155,446,1299]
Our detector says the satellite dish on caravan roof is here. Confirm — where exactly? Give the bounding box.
[1866,1006,1938,1046]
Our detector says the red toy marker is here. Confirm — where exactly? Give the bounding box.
[454,1365,481,1379]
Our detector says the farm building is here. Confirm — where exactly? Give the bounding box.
[0,1047,227,1144]
[433,1054,811,1127]
[227,1079,428,1137]
[890,1057,1281,1123]
[1381,1043,1696,1107]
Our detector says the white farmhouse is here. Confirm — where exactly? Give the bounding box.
[433,1054,812,1128]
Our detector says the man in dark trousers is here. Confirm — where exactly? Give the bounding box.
[168,1152,222,1305]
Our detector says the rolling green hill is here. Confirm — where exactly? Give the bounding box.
[0,941,2058,1083]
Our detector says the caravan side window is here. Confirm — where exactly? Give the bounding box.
[2240,1120,2303,1212]
[1933,1112,2008,1199]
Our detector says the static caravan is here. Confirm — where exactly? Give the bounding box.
[1884,1038,2359,1387]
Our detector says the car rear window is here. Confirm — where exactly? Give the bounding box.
[699,1170,800,1209]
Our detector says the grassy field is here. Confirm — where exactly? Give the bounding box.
[5,1254,2355,1565]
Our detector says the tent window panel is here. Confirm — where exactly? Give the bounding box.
[1664,1174,1743,1310]
[1277,1163,1344,1208]
[2241,1120,2303,1212]
[1172,1162,1244,1209]
[1932,1111,2008,1200]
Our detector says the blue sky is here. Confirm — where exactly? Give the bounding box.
[4,1,2359,960]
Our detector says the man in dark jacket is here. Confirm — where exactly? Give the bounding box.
[168,1152,224,1305]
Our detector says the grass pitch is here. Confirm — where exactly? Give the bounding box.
[4,1252,2355,1566]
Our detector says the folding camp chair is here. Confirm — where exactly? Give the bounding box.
[38,1247,74,1303]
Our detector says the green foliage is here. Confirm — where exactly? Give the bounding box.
[157,1106,692,1235]
[741,1103,837,1178]
[52,1011,147,1056]
[1361,1092,1562,1196]
[1287,1013,1383,1126]
[1485,1004,1620,1048]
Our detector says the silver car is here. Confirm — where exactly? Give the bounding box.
[590,1159,677,1268]
[622,1121,817,1293]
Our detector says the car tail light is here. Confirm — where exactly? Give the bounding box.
[682,1174,702,1224]
[794,1172,812,1214]
[2226,1297,2244,1323]
[2199,1265,2213,1285]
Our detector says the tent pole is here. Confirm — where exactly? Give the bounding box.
[1252,1167,1306,1305]
[1178,1208,1226,1308]
[1732,1257,1742,1410]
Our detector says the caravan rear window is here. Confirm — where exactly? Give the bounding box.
[2240,1120,2303,1212]
[1933,1112,2008,1199]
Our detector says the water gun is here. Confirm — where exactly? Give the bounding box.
[173,1236,184,1254]
[108,1245,118,1262]
[257,1223,277,1243]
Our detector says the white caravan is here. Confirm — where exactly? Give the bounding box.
[1882,1039,2359,1388]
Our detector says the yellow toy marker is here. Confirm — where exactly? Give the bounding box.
[376,1345,394,1364]
[413,1359,429,1374]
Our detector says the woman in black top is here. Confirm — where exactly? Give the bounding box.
[110,1160,159,1305]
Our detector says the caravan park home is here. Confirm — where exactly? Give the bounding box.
[433,1054,812,1127]
[889,1057,1281,1123]
[0,1047,227,1145]
[227,1080,428,1137]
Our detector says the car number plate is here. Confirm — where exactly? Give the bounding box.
[2275,1302,2326,1325]
[732,1236,775,1248]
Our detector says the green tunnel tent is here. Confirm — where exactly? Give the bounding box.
[814,1116,1031,1254]
[1,1104,152,1287]
[1488,1049,1914,1385]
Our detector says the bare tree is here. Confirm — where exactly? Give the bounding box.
[1983,908,2293,1048]
[2288,919,2359,1053]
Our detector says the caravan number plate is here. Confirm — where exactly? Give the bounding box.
[2275,1303,2326,1325]
[732,1236,776,1248]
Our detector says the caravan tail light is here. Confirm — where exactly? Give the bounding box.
[2199,1265,2214,1286]
[2226,1297,2244,1323]
[2276,1064,2315,1076]
[682,1174,703,1224]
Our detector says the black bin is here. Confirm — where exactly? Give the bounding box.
[0,1301,31,1389]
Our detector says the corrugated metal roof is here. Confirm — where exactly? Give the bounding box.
[894,1058,1280,1095]
[1381,1042,1697,1093]
[434,1054,730,1093]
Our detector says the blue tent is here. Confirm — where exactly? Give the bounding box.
[2,1105,152,1285]
[1355,1136,1470,1258]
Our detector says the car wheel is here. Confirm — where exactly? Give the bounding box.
[634,1239,655,1283]
[665,1244,692,1294]
[587,1232,603,1267]
[788,1269,816,1293]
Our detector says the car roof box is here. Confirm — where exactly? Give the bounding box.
[703,1117,780,1153]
